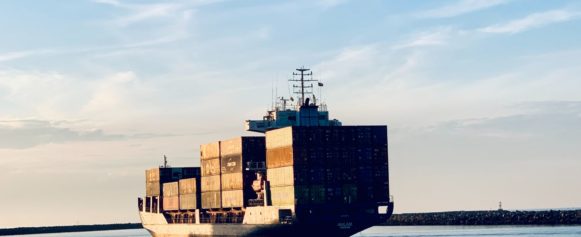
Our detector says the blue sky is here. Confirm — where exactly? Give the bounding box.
[1,0,580,227]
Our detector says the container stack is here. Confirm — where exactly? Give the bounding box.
[265,126,389,207]
[179,178,200,210]
[145,167,201,198]
[220,137,266,208]
[200,142,221,209]
[163,182,179,211]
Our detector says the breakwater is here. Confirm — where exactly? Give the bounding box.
[385,210,581,225]
[0,223,142,236]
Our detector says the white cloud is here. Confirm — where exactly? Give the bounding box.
[416,0,508,18]
[480,10,581,34]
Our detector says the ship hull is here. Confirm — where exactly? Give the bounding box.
[140,212,372,237]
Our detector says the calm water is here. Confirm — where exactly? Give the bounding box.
[3,226,581,236]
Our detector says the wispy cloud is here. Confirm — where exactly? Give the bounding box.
[416,0,508,18]
[0,119,124,149]
[317,0,348,8]
[392,28,453,49]
[479,9,581,34]
[93,0,216,27]
[0,49,55,62]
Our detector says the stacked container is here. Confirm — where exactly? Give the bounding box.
[145,167,201,197]
[220,137,266,208]
[179,178,200,210]
[163,182,179,211]
[200,142,221,209]
[266,126,389,207]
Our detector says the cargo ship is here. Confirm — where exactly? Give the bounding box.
[138,67,394,236]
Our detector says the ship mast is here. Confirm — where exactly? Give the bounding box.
[290,67,315,106]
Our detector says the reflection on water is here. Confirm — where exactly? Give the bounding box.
[3,225,581,237]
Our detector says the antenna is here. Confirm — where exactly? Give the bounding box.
[162,155,168,168]
[289,67,317,106]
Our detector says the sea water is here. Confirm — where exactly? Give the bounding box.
[3,225,581,236]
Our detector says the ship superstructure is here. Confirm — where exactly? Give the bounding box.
[138,68,394,237]
[245,67,341,133]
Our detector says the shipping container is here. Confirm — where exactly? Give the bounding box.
[342,184,358,204]
[220,137,266,173]
[265,127,293,149]
[200,141,220,160]
[265,126,387,149]
[309,185,325,204]
[201,191,221,209]
[270,186,295,206]
[163,182,179,197]
[220,137,243,156]
[201,175,221,192]
[221,172,243,190]
[179,193,197,210]
[294,186,309,204]
[201,158,220,176]
[179,178,197,194]
[146,167,201,183]
[146,181,160,196]
[266,166,294,187]
[266,146,293,168]
[222,189,244,208]
[221,154,243,174]
[163,196,179,211]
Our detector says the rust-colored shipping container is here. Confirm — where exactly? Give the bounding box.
[201,158,220,176]
[266,166,294,187]
[201,175,221,192]
[266,146,293,168]
[179,178,197,194]
[201,191,221,209]
[179,193,197,210]
[221,189,244,208]
[200,141,220,160]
